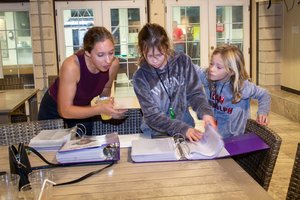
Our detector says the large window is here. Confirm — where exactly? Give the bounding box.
[0,3,33,88]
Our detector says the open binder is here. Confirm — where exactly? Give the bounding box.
[131,125,270,163]
[56,132,120,164]
[131,124,226,162]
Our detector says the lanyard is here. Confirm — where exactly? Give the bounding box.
[155,64,175,120]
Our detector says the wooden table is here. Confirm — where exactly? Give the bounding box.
[0,147,273,199]
[0,89,38,124]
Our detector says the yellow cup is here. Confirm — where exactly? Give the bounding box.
[99,97,112,120]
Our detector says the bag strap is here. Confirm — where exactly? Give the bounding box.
[24,145,115,186]
[25,146,61,168]
[55,162,114,186]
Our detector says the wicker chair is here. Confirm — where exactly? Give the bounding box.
[0,109,143,145]
[232,119,282,190]
[286,143,300,200]
[92,109,143,135]
[0,119,64,145]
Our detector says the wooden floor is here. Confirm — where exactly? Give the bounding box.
[250,102,300,199]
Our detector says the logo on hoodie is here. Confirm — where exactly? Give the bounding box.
[209,92,233,114]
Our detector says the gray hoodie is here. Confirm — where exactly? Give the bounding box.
[132,52,213,137]
[197,67,271,138]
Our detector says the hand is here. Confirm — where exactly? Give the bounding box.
[185,128,203,142]
[111,109,128,119]
[202,114,217,129]
[256,114,269,126]
[96,97,127,118]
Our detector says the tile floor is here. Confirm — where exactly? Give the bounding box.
[250,102,300,199]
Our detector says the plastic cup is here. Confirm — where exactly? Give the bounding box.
[21,182,53,200]
[0,173,20,200]
[98,97,112,120]
[28,169,54,186]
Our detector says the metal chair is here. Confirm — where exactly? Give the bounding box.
[286,143,300,200]
[0,119,64,145]
[232,119,282,190]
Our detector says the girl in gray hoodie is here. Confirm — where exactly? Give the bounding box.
[132,23,216,142]
[197,45,270,138]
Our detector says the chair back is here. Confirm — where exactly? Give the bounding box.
[286,143,300,200]
[0,109,143,145]
[0,76,24,90]
[232,119,282,190]
[0,119,64,145]
[92,109,143,135]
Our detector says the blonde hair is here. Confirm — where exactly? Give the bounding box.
[210,45,249,104]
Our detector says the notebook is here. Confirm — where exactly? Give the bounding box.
[131,124,226,162]
[56,132,120,164]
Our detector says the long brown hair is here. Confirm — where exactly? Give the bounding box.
[137,23,173,65]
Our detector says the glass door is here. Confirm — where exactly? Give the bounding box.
[0,3,33,87]
[209,0,250,73]
[102,0,146,84]
[103,0,146,84]
[55,0,146,84]
[55,1,102,67]
[166,0,249,72]
[166,0,208,66]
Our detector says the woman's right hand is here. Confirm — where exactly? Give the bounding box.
[96,97,127,119]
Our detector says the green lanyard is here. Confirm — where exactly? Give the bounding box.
[169,107,175,120]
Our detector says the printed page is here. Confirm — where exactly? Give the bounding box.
[58,132,119,152]
[56,132,119,163]
[59,135,107,152]
[185,125,225,159]
[131,137,180,162]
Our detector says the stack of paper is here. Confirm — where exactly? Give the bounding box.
[29,129,73,151]
[131,137,181,162]
[184,124,226,159]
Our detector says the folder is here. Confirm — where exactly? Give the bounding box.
[223,132,270,156]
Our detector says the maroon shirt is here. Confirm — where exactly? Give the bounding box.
[49,50,109,106]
